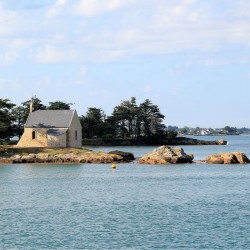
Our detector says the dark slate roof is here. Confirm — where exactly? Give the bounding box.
[25,110,75,128]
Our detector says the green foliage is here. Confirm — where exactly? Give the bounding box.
[112,97,139,139]
[47,101,72,110]
[1,96,169,142]
[21,96,46,122]
[11,106,25,139]
[138,99,165,138]
[106,97,166,140]
[223,126,237,133]
[0,99,16,140]
[166,130,178,139]
[79,97,167,140]
[80,108,106,138]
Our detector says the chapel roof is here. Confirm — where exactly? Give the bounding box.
[25,110,76,128]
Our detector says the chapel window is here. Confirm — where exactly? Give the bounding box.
[32,131,36,140]
[75,131,77,140]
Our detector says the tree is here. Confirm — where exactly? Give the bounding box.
[179,126,190,135]
[47,101,72,110]
[80,108,106,138]
[11,106,25,139]
[21,96,46,122]
[138,99,165,138]
[223,126,237,134]
[109,97,166,139]
[166,129,178,139]
[111,97,139,139]
[102,115,118,139]
[0,99,16,141]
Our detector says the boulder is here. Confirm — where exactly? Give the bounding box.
[20,154,36,163]
[233,152,250,164]
[11,154,22,163]
[206,152,250,164]
[36,153,53,163]
[108,150,135,162]
[0,157,13,164]
[205,154,224,164]
[53,153,78,163]
[220,152,238,164]
[137,146,194,164]
[216,139,227,145]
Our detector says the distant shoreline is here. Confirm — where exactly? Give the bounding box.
[82,137,227,146]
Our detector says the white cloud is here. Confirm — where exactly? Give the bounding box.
[90,49,126,63]
[73,0,135,16]
[0,50,19,66]
[75,66,88,85]
[202,54,250,66]
[1,0,250,66]
[0,5,18,36]
[45,0,68,18]
[33,45,79,64]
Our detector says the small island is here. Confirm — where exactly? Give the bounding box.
[0,96,239,148]
[0,147,134,164]
[1,96,246,166]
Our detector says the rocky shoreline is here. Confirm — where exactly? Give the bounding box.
[136,146,250,165]
[82,137,227,146]
[1,145,249,165]
[0,147,135,164]
[0,151,134,164]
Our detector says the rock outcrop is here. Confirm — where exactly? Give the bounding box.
[169,137,227,146]
[137,146,194,164]
[0,152,131,164]
[206,152,250,164]
[108,150,135,162]
[216,139,227,145]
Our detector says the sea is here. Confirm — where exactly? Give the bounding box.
[1,135,250,249]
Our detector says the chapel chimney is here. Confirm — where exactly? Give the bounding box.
[29,99,34,113]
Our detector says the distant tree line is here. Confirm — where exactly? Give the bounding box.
[169,125,249,136]
[0,96,177,143]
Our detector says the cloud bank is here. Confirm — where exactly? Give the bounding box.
[0,0,249,66]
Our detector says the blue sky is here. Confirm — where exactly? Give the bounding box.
[0,0,250,128]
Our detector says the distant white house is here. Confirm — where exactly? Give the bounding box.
[199,129,212,135]
[17,110,82,148]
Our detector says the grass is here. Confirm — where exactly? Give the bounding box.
[0,146,94,156]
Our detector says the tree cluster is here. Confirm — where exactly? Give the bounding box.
[0,96,175,143]
[80,97,175,140]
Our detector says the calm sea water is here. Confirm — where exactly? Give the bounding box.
[1,136,250,249]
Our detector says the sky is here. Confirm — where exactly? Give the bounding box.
[0,0,250,128]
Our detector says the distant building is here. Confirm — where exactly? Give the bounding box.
[17,110,82,148]
[200,129,212,135]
